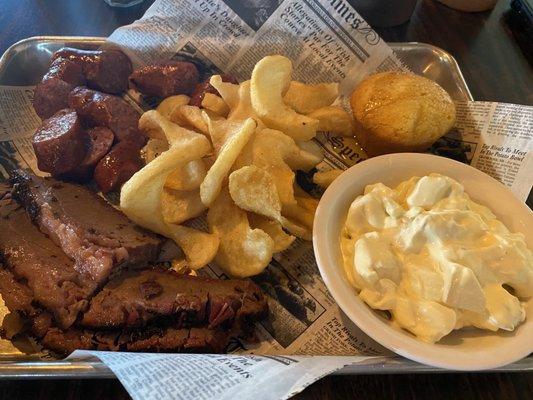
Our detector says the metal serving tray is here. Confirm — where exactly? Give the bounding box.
[0,36,529,379]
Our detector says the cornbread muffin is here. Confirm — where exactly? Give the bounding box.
[350,72,456,156]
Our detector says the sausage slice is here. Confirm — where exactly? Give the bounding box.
[33,58,85,119]
[52,47,132,94]
[94,140,143,193]
[60,127,115,182]
[32,109,87,175]
[129,61,199,98]
[69,86,143,144]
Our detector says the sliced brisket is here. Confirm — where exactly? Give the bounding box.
[0,266,235,354]
[0,198,94,329]
[81,268,267,330]
[0,264,266,355]
[0,264,54,339]
[10,170,161,285]
[0,173,268,356]
[0,268,35,316]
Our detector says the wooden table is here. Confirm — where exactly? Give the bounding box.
[0,0,531,399]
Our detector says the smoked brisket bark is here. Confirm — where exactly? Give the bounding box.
[81,268,268,330]
[0,198,94,329]
[10,170,161,285]
[41,326,230,355]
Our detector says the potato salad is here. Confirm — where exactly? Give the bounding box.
[341,174,533,343]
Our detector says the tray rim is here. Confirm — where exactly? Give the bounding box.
[0,354,531,379]
[0,36,474,101]
[0,36,527,379]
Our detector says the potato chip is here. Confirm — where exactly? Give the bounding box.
[207,188,274,278]
[208,79,263,126]
[280,216,312,241]
[252,128,323,204]
[139,110,170,140]
[120,119,215,268]
[200,118,256,206]
[307,106,355,137]
[278,184,317,241]
[201,93,229,117]
[139,110,203,144]
[313,169,343,188]
[229,159,313,241]
[165,159,207,191]
[252,128,296,207]
[280,192,316,241]
[286,140,324,171]
[125,56,345,275]
[232,131,255,170]
[296,139,324,162]
[156,95,190,119]
[170,225,219,269]
[142,138,168,163]
[170,105,209,134]
[204,114,243,154]
[210,75,239,109]
[249,214,295,252]
[229,165,281,221]
[161,187,205,224]
[250,55,319,141]
[294,184,320,211]
[120,129,209,233]
[227,81,264,127]
[202,109,224,121]
[283,203,314,230]
[283,81,338,114]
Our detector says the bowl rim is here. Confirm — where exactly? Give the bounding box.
[313,153,533,371]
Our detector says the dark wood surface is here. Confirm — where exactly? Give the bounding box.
[0,0,531,399]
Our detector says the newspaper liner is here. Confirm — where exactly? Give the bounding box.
[0,0,531,398]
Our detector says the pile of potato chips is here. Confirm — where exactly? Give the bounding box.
[120,55,352,278]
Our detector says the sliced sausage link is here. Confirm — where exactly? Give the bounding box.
[59,127,115,182]
[52,47,132,94]
[94,140,143,193]
[32,109,87,176]
[129,61,200,98]
[33,58,86,119]
[69,86,144,143]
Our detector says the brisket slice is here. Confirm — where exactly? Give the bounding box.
[0,267,54,339]
[10,170,161,285]
[0,197,94,329]
[0,262,266,355]
[81,268,267,330]
[0,265,229,354]
[41,326,230,355]
[0,265,232,355]
[0,268,34,316]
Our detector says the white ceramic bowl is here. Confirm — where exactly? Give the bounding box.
[313,153,533,371]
